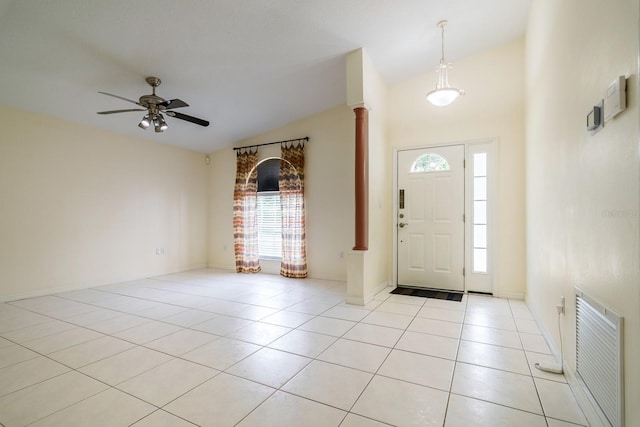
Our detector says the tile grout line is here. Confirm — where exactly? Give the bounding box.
[442,293,468,426]
[156,294,352,424]
[1,276,585,426]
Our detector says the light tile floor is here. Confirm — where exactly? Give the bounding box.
[0,269,589,426]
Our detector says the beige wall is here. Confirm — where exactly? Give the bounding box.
[388,39,527,298]
[0,106,208,300]
[526,0,640,424]
[207,105,355,280]
[362,51,392,298]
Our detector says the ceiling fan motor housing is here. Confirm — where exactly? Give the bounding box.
[139,95,166,110]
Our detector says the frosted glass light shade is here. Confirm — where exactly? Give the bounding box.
[154,114,168,133]
[426,87,462,107]
[138,114,150,129]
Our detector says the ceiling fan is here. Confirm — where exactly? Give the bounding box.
[97,76,209,132]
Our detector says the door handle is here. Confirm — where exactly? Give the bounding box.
[398,222,408,228]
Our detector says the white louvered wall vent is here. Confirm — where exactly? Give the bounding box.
[575,288,624,427]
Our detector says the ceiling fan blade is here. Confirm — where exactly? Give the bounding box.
[159,98,189,109]
[98,91,144,106]
[166,111,209,127]
[97,109,147,115]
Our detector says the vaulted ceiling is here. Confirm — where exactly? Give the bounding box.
[0,0,531,153]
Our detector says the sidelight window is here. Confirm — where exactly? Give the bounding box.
[472,153,488,273]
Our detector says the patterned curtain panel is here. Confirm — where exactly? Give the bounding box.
[233,149,261,273]
[279,143,308,278]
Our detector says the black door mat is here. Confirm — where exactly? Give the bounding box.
[391,286,463,302]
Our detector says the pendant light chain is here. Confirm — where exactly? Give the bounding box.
[440,23,446,64]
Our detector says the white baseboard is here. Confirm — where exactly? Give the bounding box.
[1,284,90,303]
[345,295,366,305]
[347,280,391,307]
[307,272,347,282]
[206,263,347,283]
[496,291,525,300]
[0,263,207,303]
[372,280,392,298]
[563,361,610,427]
[207,262,236,271]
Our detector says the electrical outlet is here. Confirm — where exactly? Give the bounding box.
[556,296,565,315]
[339,251,344,259]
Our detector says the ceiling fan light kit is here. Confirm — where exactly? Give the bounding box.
[97,76,210,132]
[138,114,150,129]
[426,20,464,107]
[154,114,168,132]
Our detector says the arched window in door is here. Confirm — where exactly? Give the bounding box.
[411,153,451,173]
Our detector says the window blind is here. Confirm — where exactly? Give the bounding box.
[257,192,282,258]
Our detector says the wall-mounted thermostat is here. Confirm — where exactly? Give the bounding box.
[603,76,626,122]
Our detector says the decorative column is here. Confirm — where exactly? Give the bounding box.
[353,107,368,250]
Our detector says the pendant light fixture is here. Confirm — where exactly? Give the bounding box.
[426,20,464,107]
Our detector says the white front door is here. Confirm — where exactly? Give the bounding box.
[397,145,465,291]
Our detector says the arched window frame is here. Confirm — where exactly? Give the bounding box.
[250,156,303,261]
